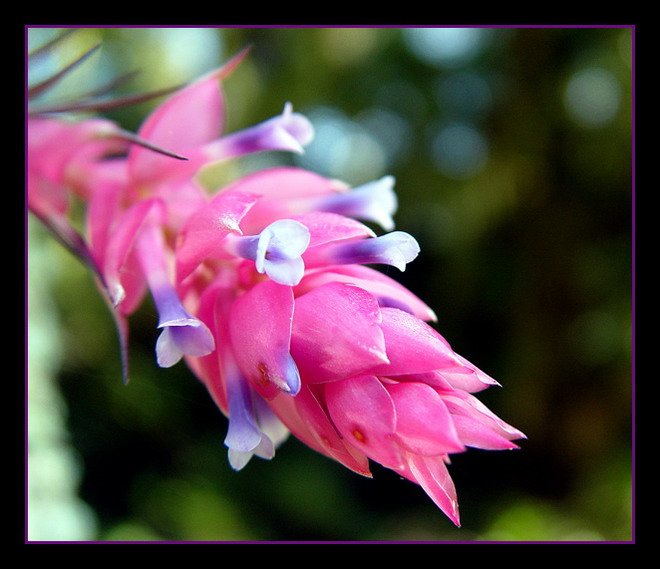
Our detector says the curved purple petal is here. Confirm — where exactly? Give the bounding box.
[155,321,215,368]
[309,175,398,231]
[204,102,314,160]
[304,231,420,272]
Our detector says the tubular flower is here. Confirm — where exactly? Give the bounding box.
[28,41,524,526]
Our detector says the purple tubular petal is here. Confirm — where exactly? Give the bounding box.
[305,231,420,272]
[151,285,197,327]
[252,395,290,450]
[204,102,314,160]
[310,175,398,231]
[225,374,265,453]
[205,285,286,470]
[263,256,306,287]
[151,280,215,363]
[255,219,310,284]
[136,217,215,367]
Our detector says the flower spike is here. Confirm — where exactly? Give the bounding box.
[28,39,525,526]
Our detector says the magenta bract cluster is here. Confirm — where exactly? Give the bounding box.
[27,50,525,526]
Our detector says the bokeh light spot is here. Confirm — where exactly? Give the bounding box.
[403,27,489,68]
[431,122,489,179]
[563,67,622,128]
[297,106,388,184]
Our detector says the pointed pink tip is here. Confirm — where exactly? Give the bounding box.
[209,45,252,82]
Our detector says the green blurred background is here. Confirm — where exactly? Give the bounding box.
[27,26,633,542]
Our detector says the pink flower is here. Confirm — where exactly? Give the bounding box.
[28,42,525,526]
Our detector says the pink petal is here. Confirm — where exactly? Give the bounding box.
[436,367,500,393]
[101,198,165,310]
[370,308,462,376]
[229,166,341,201]
[291,282,388,383]
[228,280,300,399]
[295,264,437,322]
[385,382,465,456]
[85,165,128,266]
[325,375,403,470]
[387,370,455,391]
[450,415,521,450]
[441,391,527,443]
[188,282,239,416]
[269,384,371,477]
[148,178,209,232]
[292,212,375,248]
[223,167,345,233]
[406,453,461,526]
[128,49,248,185]
[175,190,258,283]
[436,353,501,393]
[27,117,123,217]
